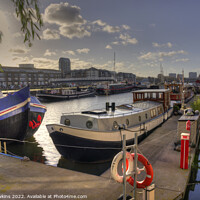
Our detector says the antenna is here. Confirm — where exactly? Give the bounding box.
[114,52,116,82]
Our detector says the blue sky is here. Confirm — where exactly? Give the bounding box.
[0,0,200,77]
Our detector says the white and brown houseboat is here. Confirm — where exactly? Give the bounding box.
[46,89,173,163]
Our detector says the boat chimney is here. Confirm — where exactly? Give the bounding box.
[106,102,115,112]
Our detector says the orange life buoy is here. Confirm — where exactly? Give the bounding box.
[111,151,133,183]
[127,153,153,188]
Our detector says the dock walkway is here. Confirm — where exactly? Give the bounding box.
[0,114,196,200]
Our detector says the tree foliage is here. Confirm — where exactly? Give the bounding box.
[191,96,200,112]
[0,0,43,46]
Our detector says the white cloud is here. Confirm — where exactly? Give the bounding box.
[44,49,56,56]
[152,42,173,48]
[102,25,120,33]
[112,41,120,45]
[43,2,90,39]
[92,19,121,33]
[9,46,30,54]
[32,57,58,69]
[44,2,85,25]
[121,35,138,45]
[122,25,130,30]
[92,20,106,27]
[71,58,92,69]
[105,45,112,49]
[175,58,189,62]
[76,48,90,54]
[42,29,60,40]
[112,34,138,46]
[59,24,91,39]
[138,50,187,61]
[62,50,76,56]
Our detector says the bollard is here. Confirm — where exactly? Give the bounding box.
[3,142,7,154]
[180,133,190,169]
[143,184,155,200]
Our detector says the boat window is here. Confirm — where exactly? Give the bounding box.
[139,116,141,122]
[145,113,148,119]
[144,93,147,98]
[159,93,163,99]
[157,106,163,115]
[126,119,129,126]
[86,121,93,129]
[113,121,119,130]
[65,119,71,126]
[151,109,157,118]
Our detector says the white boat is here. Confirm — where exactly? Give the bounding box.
[46,89,173,163]
[37,88,96,101]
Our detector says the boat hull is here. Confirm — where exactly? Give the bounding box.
[0,109,29,142]
[49,130,140,163]
[37,91,95,101]
[96,86,135,95]
[47,108,173,162]
[26,96,46,139]
[0,87,46,143]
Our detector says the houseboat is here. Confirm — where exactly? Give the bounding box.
[37,88,95,101]
[46,89,173,163]
[0,86,46,142]
[164,82,194,106]
[96,83,136,95]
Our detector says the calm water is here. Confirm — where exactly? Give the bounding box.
[184,143,200,200]
[7,92,133,175]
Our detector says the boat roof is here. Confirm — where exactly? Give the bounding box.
[63,101,162,118]
[133,89,169,93]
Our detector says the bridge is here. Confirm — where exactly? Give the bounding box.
[49,77,115,83]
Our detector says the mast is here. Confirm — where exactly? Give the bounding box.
[181,69,185,110]
[114,52,116,82]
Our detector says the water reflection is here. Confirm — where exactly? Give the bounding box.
[6,136,46,163]
[184,145,200,200]
[58,157,111,176]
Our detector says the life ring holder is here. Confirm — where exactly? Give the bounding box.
[127,153,153,188]
[111,151,133,183]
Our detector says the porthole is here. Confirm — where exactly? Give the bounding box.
[139,116,141,121]
[86,121,93,129]
[113,121,119,130]
[126,119,129,126]
[65,119,70,126]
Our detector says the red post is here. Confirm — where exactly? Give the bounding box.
[180,133,190,169]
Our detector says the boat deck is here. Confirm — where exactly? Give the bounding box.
[63,101,162,118]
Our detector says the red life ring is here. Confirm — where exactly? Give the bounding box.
[127,153,153,188]
[111,151,133,183]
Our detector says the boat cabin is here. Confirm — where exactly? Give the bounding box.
[132,89,171,112]
[164,82,183,101]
